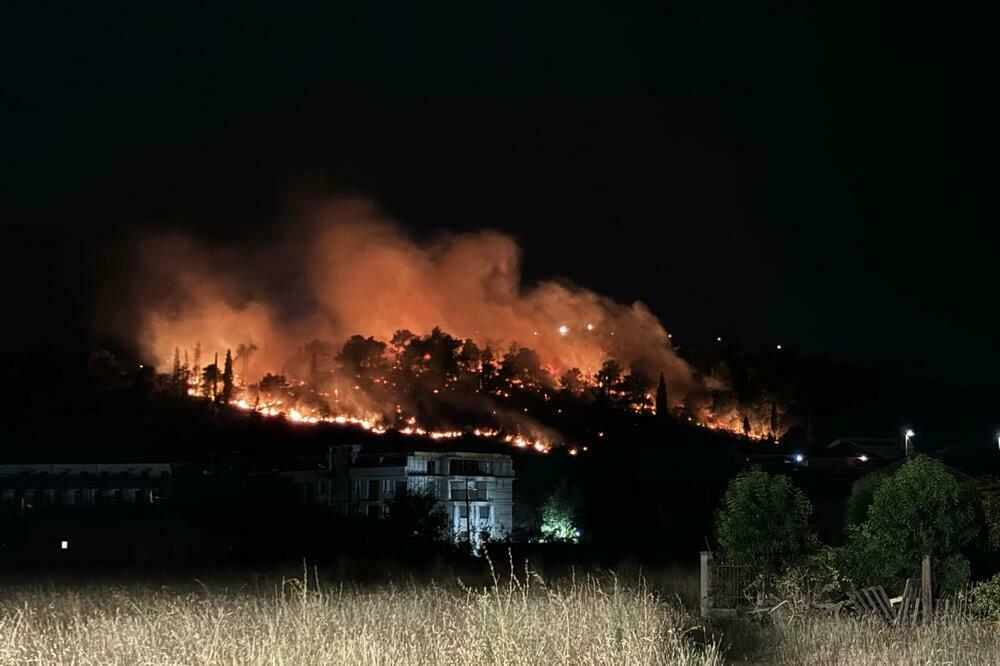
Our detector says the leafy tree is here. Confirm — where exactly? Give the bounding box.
[844,472,885,527]
[258,373,288,393]
[619,372,651,409]
[594,359,623,394]
[715,466,814,578]
[840,455,979,593]
[201,363,220,398]
[385,487,449,543]
[540,480,580,542]
[395,328,461,392]
[221,349,234,403]
[559,367,586,395]
[479,346,501,391]
[500,345,545,389]
[337,335,388,378]
[390,329,417,354]
[455,339,482,390]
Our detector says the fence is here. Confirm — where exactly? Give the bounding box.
[700,551,753,618]
[701,552,979,623]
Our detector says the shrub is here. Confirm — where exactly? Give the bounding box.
[540,479,580,542]
[844,472,884,527]
[715,466,814,578]
[970,573,1000,620]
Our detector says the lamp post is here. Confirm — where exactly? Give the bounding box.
[904,428,915,456]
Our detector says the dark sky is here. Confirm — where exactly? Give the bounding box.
[3,3,997,398]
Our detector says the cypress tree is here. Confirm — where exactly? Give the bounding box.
[655,373,668,418]
[222,349,234,403]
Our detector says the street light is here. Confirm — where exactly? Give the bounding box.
[904,428,915,456]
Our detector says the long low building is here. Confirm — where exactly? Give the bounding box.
[0,463,172,511]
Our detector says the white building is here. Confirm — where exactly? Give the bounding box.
[282,446,515,543]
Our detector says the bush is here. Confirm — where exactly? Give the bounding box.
[840,455,979,593]
[844,472,884,527]
[970,573,1000,620]
[715,466,814,578]
[540,479,580,542]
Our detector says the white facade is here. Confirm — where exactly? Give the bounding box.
[284,448,515,543]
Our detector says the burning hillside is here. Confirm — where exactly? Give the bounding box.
[102,199,789,447]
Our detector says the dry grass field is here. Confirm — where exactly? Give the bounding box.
[2,562,998,665]
[0,563,720,665]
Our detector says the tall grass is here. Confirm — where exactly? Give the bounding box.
[4,562,997,664]
[733,615,1000,665]
[0,562,720,665]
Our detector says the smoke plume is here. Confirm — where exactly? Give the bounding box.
[109,198,695,398]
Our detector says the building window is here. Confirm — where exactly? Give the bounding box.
[395,480,407,496]
[449,459,492,476]
[427,461,436,475]
[452,481,488,501]
[478,505,491,522]
[459,505,469,520]
[367,503,380,518]
[368,479,380,500]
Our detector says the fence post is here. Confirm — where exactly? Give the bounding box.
[700,551,711,618]
[921,554,933,622]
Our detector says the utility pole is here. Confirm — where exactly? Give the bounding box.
[466,478,472,546]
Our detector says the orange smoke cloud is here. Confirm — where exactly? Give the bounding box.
[123,199,694,398]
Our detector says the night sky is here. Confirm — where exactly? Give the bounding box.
[3,5,997,419]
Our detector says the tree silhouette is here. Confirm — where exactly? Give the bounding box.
[742,414,752,438]
[221,349,234,403]
[594,359,623,402]
[201,363,220,398]
[655,373,668,418]
[500,345,545,389]
[257,373,289,402]
[618,372,650,409]
[303,339,334,381]
[192,342,201,388]
[770,401,779,437]
[337,335,388,378]
[390,329,417,354]
[559,367,586,395]
[235,342,258,385]
[170,347,184,395]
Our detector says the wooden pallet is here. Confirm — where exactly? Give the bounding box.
[849,579,923,626]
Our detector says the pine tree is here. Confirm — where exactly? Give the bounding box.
[222,349,234,403]
[236,342,258,386]
[192,342,202,387]
[655,372,668,418]
[171,348,183,394]
[182,350,190,387]
[743,415,752,438]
